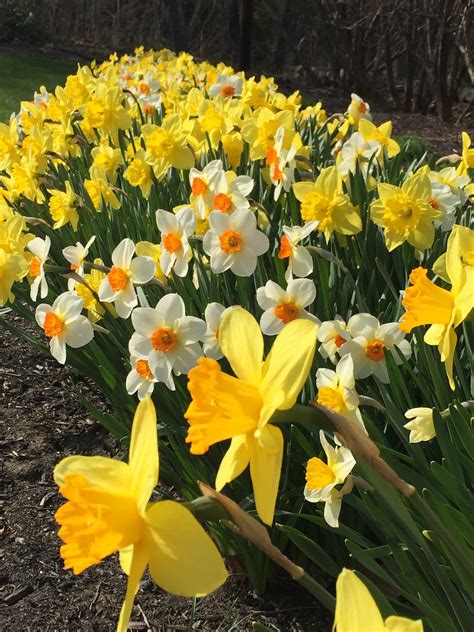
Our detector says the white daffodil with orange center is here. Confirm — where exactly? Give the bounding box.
[278,222,317,281]
[185,307,318,525]
[293,166,362,242]
[126,355,158,400]
[334,568,423,631]
[211,170,254,215]
[339,314,411,383]
[35,292,94,364]
[400,224,474,389]
[62,236,96,291]
[54,398,227,632]
[267,125,298,200]
[27,235,50,301]
[346,93,372,127]
[129,293,206,389]
[98,238,155,319]
[256,278,319,335]
[189,160,223,219]
[203,208,269,276]
[304,430,355,528]
[156,206,196,277]
[317,317,351,364]
[316,355,364,430]
[208,74,243,99]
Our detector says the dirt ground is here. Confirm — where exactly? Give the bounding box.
[0,312,331,631]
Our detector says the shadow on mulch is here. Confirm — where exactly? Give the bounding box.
[0,313,331,631]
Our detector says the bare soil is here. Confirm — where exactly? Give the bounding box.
[0,312,331,631]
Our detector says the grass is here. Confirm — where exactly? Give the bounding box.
[0,51,77,121]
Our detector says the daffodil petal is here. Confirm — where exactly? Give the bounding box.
[53,455,131,491]
[129,397,159,513]
[216,435,251,491]
[334,568,385,631]
[119,544,134,575]
[385,615,424,632]
[219,307,263,383]
[261,319,317,410]
[145,501,228,596]
[249,425,284,525]
[116,542,149,632]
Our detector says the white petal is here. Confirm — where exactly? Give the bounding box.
[176,317,207,343]
[347,313,379,339]
[112,238,135,269]
[287,278,316,307]
[156,209,178,234]
[260,310,284,336]
[50,335,66,364]
[35,304,51,328]
[156,293,185,323]
[65,317,94,348]
[132,307,164,336]
[130,256,155,284]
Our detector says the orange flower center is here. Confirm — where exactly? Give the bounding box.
[366,340,385,362]
[358,102,367,114]
[274,301,299,324]
[219,230,242,253]
[162,231,182,253]
[192,177,207,196]
[266,146,277,166]
[214,193,233,213]
[70,263,79,271]
[278,234,292,259]
[143,103,155,116]
[273,162,283,181]
[335,334,346,348]
[221,85,235,98]
[139,82,150,94]
[44,311,65,337]
[151,326,177,353]
[29,256,41,277]
[135,358,152,379]
[429,196,440,210]
[107,266,129,292]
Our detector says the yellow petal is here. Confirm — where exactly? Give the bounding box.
[216,435,251,491]
[249,425,284,525]
[292,181,315,202]
[219,307,263,384]
[260,319,317,411]
[145,500,228,596]
[129,397,158,513]
[119,545,133,575]
[317,166,340,197]
[54,455,131,492]
[116,542,149,632]
[334,568,385,631]
[385,616,424,632]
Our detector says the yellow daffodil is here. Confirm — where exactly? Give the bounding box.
[54,398,227,632]
[400,225,474,388]
[358,119,400,158]
[334,568,423,631]
[370,170,441,251]
[142,115,194,179]
[123,150,153,198]
[457,131,474,176]
[185,307,317,525]
[48,182,79,231]
[293,166,362,242]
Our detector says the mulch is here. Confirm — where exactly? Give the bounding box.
[0,312,331,631]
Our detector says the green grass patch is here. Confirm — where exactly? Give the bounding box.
[0,51,77,121]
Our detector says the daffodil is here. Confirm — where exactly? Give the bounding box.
[334,568,423,631]
[304,430,355,528]
[48,182,79,231]
[346,93,372,127]
[185,307,318,525]
[457,131,474,176]
[54,398,227,632]
[370,170,442,251]
[400,225,474,388]
[293,166,362,242]
[358,119,400,158]
[404,408,435,443]
[142,115,194,179]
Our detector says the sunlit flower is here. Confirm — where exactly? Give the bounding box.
[185,308,317,525]
[48,182,79,231]
[337,131,380,177]
[293,166,362,242]
[334,568,423,631]
[404,408,435,443]
[0,248,28,306]
[277,222,317,281]
[400,225,474,389]
[142,115,194,179]
[256,278,319,335]
[339,314,412,383]
[211,171,254,215]
[202,302,232,360]
[209,74,243,99]
[129,293,206,389]
[358,119,400,158]
[54,398,227,632]
[27,235,51,301]
[317,317,351,364]
[156,207,196,277]
[203,209,269,276]
[316,356,364,430]
[123,150,153,198]
[304,430,355,528]
[75,258,106,322]
[457,131,474,176]
[346,93,372,127]
[62,236,96,291]
[126,355,159,400]
[98,238,155,319]
[189,160,223,219]
[36,292,94,364]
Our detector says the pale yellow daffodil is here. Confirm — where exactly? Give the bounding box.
[54,398,227,632]
[334,568,424,631]
[358,119,400,158]
[185,307,318,525]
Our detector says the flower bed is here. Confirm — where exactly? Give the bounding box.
[0,47,473,631]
